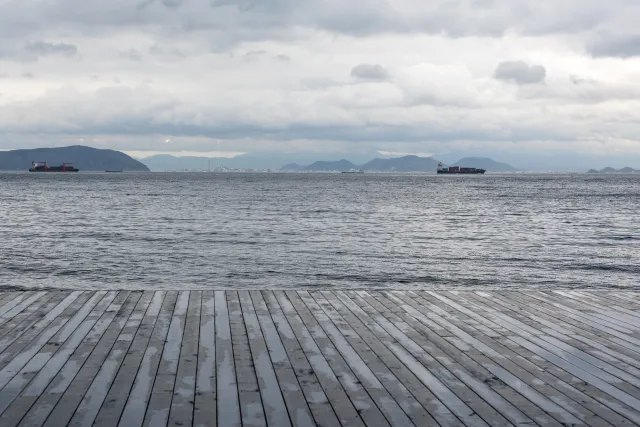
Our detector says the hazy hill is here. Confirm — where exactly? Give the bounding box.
[302,159,357,171]
[588,166,637,173]
[281,163,302,171]
[362,155,440,172]
[452,157,517,172]
[0,146,149,171]
[140,153,343,170]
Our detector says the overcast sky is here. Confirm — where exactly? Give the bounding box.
[1,0,640,164]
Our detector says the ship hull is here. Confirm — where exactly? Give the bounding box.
[437,170,485,174]
[29,168,79,172]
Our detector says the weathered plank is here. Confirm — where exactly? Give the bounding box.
[118,291,178,427]
[0,290,637,427]
[39,292,138,427]
[194,290,216,427]
[268,291,365,427]
[215,290,241,427]
[227,291,266,427]
[142,291,190,427]
[92,291,163,427]
[168,290,201,427]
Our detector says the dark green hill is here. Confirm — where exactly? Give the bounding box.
[0,146,149,171]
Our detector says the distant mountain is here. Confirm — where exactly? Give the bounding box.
[361,155,440,172]
[588,166,637,173]
[302,159,357,171]
[140,153,362,170]
[452,157,517,172]
[0,146,149,171]
[281,163,302,171]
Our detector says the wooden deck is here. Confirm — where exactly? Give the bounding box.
[0,291,638,426]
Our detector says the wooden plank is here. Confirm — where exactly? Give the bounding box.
[357,291,543,427]
[440,291,640,426]
[454,291,640,426]
[341,290,530,427]
[118,291,178,427]
[142,291,190,427]
[194,290,216,427]
[64,291,149,427]
[257,291,341,427]
[0,292,21,313]
[0,292,104,390]
[38,291,138,427]
[14,292,132,427]
[522,292,640,344]
[0,292,48,328]
[0,291,119,423]
[92,291,164,427]
[214,290,241,427]
[287,291,399,427]
[0,292,65,353]
[0,291,84,368]
[493,291,640,370]
[387,291,585,427]
[238,291,296,427]
[557,292,640,328]
[488,291,640,358]
[280,290,389,427]
[268,291,366,427]
[457,293,640,388]
[0,292,33,318]
[0,290,638,427]
[552,292,640,330]
[168,290,202,427]
[313,291,460,427]
[227,291,266,427]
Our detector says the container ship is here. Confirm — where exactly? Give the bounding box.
[29,161,79,172]
[437,162,485,174]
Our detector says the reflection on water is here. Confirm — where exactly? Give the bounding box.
[0,172,638,290]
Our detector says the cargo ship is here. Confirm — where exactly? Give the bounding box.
[341,169,364,174]
[29,161,79,172]
[437,162,485,174]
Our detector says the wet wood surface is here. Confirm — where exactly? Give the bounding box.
[0,290,638,426]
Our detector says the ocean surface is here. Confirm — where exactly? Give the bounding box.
[0,172,638,290]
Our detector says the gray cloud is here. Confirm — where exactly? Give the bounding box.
[162,0,182,7]
[275,54,291,63]
[0,0,631,46]
[244,50,267,60]
[120,49,143,61]
[493,60,546,85]
[149,44,187,59]
[25,41,77,57]
[21,72,35,79]
[1,0,640,163]
[587,34,640,58]
[350,64,390,81]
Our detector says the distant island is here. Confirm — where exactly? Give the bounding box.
[140,153,518,173]
[0,146,149,171]
[587,167,638,174]
[289,155,517,173]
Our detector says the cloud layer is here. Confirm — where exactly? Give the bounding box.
[0,0,640,162]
